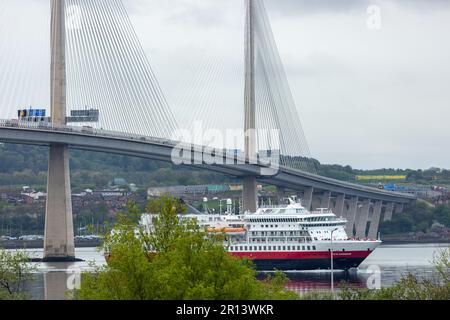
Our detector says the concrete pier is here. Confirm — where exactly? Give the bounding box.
[277,187,286,204]
[355,199,370,238]
[383,202,395,221]
[334,193,345,217]
[368,200,382,239]
[345,196,358,234]
[320,191,331,209]
[44,145,75,260]
[44,0,75,261]
[242,0,258,213]
[242,176,257,213]
[302,187,313,210]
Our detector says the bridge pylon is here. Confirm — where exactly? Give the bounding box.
[43,0,75,261]
[242,0,258,213]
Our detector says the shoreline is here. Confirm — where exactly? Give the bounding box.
[0,239,103,250]
[380,238,450,245]
[1,239,449,250]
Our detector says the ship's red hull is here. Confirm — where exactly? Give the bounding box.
[230,250,372,271]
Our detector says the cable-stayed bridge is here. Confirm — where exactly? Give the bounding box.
[0,0,415,260]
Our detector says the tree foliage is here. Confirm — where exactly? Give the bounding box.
[76,196,298,300]
[380,203,450,234]
[0,249,36,300]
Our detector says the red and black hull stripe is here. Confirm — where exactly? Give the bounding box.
[230,251,372,271]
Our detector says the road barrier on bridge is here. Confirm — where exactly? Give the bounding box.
[0,119,418,203]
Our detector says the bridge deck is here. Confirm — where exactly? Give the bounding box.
[0,121,416,204]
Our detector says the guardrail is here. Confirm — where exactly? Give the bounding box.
[0,119,419,201]
[0,119,178,147]
[0,119,259,166]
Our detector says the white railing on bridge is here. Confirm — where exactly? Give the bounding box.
[0,119,178,147]
[0,119,258,165]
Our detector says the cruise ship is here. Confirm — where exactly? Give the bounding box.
[139,197,381,271]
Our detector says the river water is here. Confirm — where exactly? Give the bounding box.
[9,243,450,299]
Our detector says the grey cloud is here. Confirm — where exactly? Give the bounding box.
[265,0,372,15]
[265,0,450,16]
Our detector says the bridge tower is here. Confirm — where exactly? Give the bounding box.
[43,0,75,261]
[242,0,258,213]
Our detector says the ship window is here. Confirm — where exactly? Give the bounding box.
[307,246,311,250]
[302,246,305,250]
[268,246,271,250]
[244,246,247,251]
[263,246,266,250]
[282,246,286,250]
[297,246,301,250]
[259,246,262,250]
[240,246,243,251]
[266,225,269,228]
[229,246,233,251]
[312,246,316,250]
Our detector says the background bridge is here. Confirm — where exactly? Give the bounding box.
[0,0,415,260]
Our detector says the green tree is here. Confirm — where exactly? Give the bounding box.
[0,249,36,300]
[379,202,435,234]
[144,196,187,253]
[433,205,450,228]
[76,196,298,300]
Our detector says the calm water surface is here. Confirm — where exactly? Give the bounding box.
[11,243,449,299]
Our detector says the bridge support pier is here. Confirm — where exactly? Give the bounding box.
[277,187,286,204]
[242,176,257,213]
[334,193,345,217]
[44,145,75,261]
[43,0,75,261]
[302,187,313,210]
[383,202,395,221]
[355,199,370,238]
[345,196,358,234]
[242,0,257,214]
[320,191,331,209]
[368,200,382,239]
[311,195,321,211]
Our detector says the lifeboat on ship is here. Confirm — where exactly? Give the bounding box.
[207,227,246,236]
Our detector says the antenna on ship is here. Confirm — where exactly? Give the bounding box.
[203,197,209,214]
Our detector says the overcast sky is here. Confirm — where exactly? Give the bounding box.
[1,0,449,170]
